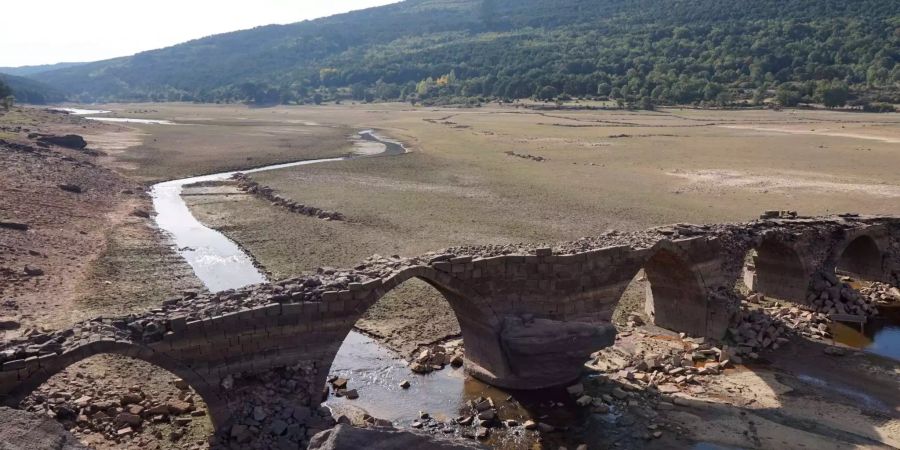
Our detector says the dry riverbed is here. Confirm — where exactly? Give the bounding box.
[3,103,900,449]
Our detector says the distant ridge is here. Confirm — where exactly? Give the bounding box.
[0,62,86,77]
[24,0,900,106]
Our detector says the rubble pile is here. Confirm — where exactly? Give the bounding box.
[727,305,793,358]
[408,340,464,374]
[807,272,880,317]
[231,173,345,221]
[411,396,522,442]
[858,281,900,307]
[214,364,333,448]
[21,372,206,448]
[590,337,732,392]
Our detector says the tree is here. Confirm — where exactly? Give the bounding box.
[536,85,558,101]
[815,80,848,108]
[775,84,803,107]
[1,96,13,111]
[313,93,323,105]
[480,0,497,29]
[0,79,11,99]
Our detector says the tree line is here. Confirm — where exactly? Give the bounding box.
[27,0,900,110]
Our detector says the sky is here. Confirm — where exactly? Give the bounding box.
[0,0,399,67]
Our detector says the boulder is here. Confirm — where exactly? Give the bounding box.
[0,221,29,231]
[57,184,82,193]
[308,424,486,450]
[35,134,87,150]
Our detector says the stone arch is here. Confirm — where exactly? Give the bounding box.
[751,238,809,302]
[1,339,226,426]
[319,266,510,389]
[643,243,709,337]
[835,234,884,281]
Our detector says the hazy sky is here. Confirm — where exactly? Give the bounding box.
[0,0,398,67]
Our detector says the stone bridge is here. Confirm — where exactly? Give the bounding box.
[1,214,897,447]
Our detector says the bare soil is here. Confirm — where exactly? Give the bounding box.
[0,107,211,449]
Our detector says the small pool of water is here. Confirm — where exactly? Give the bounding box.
[831,305,900,361]
[51,107,111,115]
[87,117,176,125]
[325,331,579,449]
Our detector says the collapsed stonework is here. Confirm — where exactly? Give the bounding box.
[230,173,345,221]
[0,214,896,448]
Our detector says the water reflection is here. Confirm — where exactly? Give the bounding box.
[830,305,900,361]
[325,332,580,449]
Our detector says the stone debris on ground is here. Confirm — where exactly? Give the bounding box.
[231,173,345,221]
[20,369,208,449]
[504,150,546,162]
[729,276,898,358]
[408,339,464,374]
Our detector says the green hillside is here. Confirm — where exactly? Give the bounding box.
[29,0,900,107]
[0,73,67,104]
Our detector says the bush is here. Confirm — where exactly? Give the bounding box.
[862,102,896,113]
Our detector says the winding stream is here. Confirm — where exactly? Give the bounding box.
[62,108,555,446]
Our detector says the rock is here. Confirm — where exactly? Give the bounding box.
[270,419,288,436]
[173,379,189,390]
[252,406,267,421]
[523,420,538,430]
[166,399,193,415]
[115,412,142,426]
[146,404,169,416]
[73,395,92,408]
[308,424,486,449]
[477,410,495,421]
[475,427,490,440]
[343,389,359,400]
[0,221,28,231]
[457,415,474,426]
[566,383,584,397]
[131,208,151,218]
[537,422,555,433]
[331,377,349,390]
[611,387,628,399]
[35,134,87,150]
[399,380,411,389]
[0,317,20,331]
[23,266,44,276]
[57,184,82,193]
[576,395,593,407]
[230,424,251,443]
[120,393,142,405]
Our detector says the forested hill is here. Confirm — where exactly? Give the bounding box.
[27,0,900,107]
[0,73,66,104]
